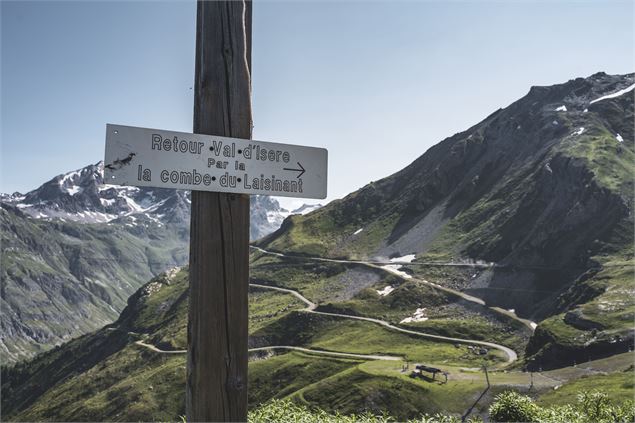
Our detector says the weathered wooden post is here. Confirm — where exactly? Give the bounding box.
[187,1,252,421]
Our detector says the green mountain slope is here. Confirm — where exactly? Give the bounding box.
[3,265,632,421]
[257,72,635,367]
[0,203,188,363]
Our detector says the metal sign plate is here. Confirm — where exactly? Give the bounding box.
[104,124,328,199]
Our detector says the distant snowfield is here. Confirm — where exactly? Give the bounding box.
[16,204,117,223]
[66,186,82,196]
[589,83,635,104]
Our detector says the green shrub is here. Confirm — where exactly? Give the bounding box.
[242,392,635,423]
[414,414,482,423]
[489,391,541,422]
[247,399,390,423]
[577,391,613,422]
[488,390,635,423]
[573,391,634,423]
[246,399,483,423]
[535,404,584,423]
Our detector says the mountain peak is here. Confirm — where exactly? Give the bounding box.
[524,72,634,113]
[1,161,290,240]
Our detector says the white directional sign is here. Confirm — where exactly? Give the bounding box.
[104,124,328,199]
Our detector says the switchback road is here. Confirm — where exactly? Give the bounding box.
[250,281,517,364]
[251,246,536,332]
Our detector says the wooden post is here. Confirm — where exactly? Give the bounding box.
[483,365,490,388]
[187,1,252,422]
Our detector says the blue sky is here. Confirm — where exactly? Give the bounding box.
[2,1,633,210]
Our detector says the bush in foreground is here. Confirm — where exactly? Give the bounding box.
[247,399,481,423]
[488,391,541,422]
[246,390,635,423]
[489,390,635,423]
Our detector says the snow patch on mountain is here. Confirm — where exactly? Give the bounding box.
[66,186,82,196]
[390,254,416,263]
[291,203,323,215]
[376,285,395,296]
[400,308,428,323]
[381,264,412,279]
[589,83,635,104]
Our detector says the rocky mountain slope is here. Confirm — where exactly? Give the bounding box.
[1,162,315,363]
[258,72,634,367]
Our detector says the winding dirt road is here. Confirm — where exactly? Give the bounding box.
[251,283,317,310]
[133,281,517,364]
[250,281,517,364]
[135,340,185,354]
[133,250,521,366]
[251,246,536,332]
[135,338,399,361]
[249,346,400,361]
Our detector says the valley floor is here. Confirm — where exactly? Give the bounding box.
[130,268,632,420]
[3,249,632,421]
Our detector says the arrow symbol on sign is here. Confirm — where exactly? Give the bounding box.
[283,162,305,178]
